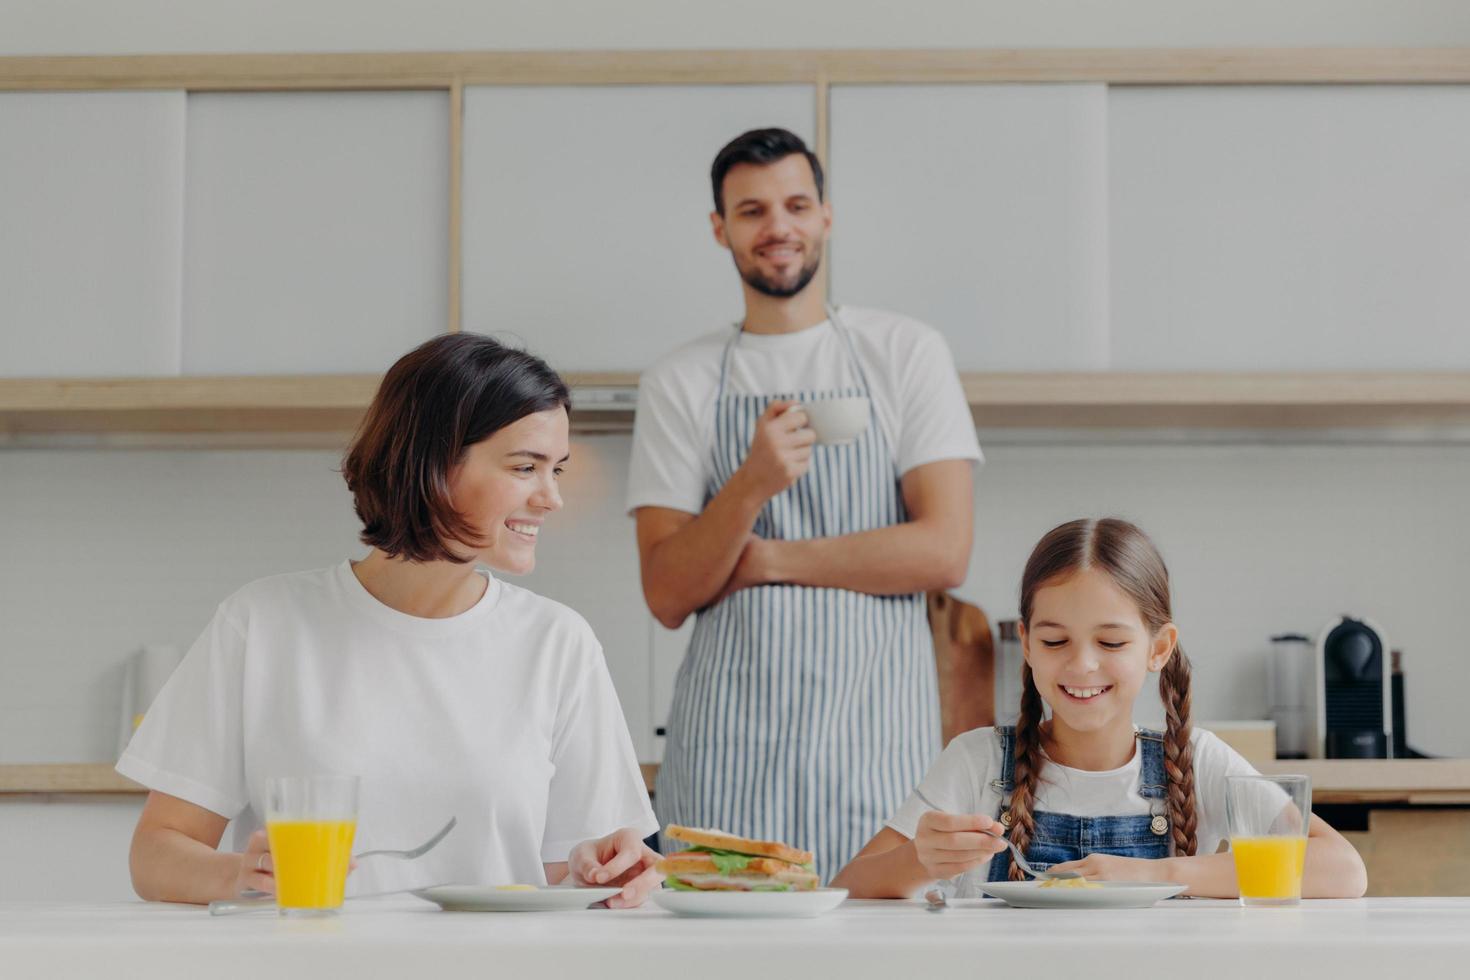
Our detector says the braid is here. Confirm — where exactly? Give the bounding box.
[1160,648,1199,857]
[1006,664,1047,881]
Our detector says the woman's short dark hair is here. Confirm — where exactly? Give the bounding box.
[342,333,571,564]
[710,128,825,216]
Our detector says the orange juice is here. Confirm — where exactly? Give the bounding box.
[1231,835,1307,901]
[267,819,357,910]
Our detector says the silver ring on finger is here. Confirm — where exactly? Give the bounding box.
[256,853,268,872]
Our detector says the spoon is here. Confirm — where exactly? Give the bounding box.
[208,816,458,915]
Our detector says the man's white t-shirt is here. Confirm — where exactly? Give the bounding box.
[117,561,657,895]
[626,306,982,515]
[886,726,1261,873]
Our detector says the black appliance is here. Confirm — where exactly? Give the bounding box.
[1316,616,1392,759]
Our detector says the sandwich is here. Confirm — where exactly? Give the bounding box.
[657,825,819,892]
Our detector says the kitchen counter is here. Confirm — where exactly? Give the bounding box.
[3,896,1467,979]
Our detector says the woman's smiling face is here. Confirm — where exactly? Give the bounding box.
[1021,565,1178,737]
[445,407,569,574]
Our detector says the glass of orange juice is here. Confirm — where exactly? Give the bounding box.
[266,774,359,917]
[1226,774,1310,908]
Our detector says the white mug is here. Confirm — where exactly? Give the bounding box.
[797,397,870,446]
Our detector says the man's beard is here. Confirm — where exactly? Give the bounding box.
[735,242,823,299]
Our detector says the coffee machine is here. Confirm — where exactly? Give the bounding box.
[1316,615,1394,759]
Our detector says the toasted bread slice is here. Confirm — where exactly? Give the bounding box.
[658,851,820,892]
[664,825,815,866]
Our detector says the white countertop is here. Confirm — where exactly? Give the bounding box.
[3,896,1467,979]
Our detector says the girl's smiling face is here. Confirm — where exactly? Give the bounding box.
[1020,565,1178,739]
[445,407,569,574]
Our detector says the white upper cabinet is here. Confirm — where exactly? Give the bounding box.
[1110,86,1470,370]
[0,92,185,377]
[828,84,1109,372]
[181,92,449,375]
[461,86,815,372]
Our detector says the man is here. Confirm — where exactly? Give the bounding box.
[626,128,981,880]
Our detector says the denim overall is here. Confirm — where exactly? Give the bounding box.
[986,726,1172,881]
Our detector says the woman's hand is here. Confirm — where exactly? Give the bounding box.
[913,810,1009,880]
[233,828,275,897]
[1047,853,1161,882]
[568,827,662,909]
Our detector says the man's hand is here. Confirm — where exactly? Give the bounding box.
[739,400,814,500]
[567,828,662,909]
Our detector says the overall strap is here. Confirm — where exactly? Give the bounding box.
[1135,727,1172,838]
[992,725,1018,828]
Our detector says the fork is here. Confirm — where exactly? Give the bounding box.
[911,791,1079,911]
[208,816,458,915]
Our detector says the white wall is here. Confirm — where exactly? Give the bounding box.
[4,0,1470,54]
[4,435,1467,765]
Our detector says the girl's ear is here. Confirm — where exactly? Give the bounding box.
[1148,623,1179,672]
[1018,620,1030,664]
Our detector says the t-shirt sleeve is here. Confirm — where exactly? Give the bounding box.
[625,366,708,516]
[1193,730,1267,854]
[894,325,983,477]
[540,636,658,862]
[115,606,249,819]
[885,730,995,839]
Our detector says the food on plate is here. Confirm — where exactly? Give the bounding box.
[1038,876,1101,889]
[657,825,819,892]
[494,884,539,891]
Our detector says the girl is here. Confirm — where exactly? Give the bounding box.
[121,334,661,907]
[832,518,1366,899]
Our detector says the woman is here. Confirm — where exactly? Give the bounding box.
[120,334,660,907]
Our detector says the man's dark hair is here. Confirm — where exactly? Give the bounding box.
[710,128,825,216]
[342,333,571,564]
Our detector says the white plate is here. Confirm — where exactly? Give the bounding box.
[412,885,622,912]
[979,880,1186,909]
[650,888,847,919]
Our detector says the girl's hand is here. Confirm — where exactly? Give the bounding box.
[1047,853,1161,883]
[567,827,662,909]
[234,829,275,897]
[913,810,1009,880]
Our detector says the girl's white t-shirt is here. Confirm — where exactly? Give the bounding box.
[886,726,1261,861]
[626,306,982,515]
[117,561,657,895]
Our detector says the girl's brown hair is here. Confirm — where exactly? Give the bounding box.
[1004,518,1197,879]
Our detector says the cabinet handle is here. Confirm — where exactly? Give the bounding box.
[655,727,667,737]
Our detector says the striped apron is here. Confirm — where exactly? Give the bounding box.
[656,308,941,882]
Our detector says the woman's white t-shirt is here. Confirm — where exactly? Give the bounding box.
[886,726,1261,861]
[117,561,658,895]
[626,306,982,515]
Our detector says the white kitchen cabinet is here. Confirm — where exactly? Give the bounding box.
[0,91,185,377]
[1110,85,1470,370]
[181,92,449,374]
[828,84,1109,371]
[461,85,814,372]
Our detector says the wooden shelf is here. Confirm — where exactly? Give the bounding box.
[0,764,143,795]
[5,373,1470,443]
[963,373,1470,429]
[0,763,656,797]
[6,760,1466,802]
[1259,759,1470,805]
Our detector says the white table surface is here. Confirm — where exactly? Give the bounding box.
[3,896,1467,979]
